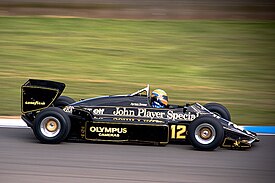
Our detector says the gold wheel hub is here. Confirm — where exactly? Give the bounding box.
[199,127,212,140]
[46,120,58,132]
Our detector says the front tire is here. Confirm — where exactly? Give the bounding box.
[204,103,231,121]
[33,107,71,144]
[188,116,224,151]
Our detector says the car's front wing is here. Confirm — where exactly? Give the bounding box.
[222,126,259,148]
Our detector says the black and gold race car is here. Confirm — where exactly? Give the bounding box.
[21,79,259,150]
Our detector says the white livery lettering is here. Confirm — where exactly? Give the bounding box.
[137,108,165,119]
[93,108,105,115]
[113,107,135,116]
[85,107,199,121]
[90,126,128,138]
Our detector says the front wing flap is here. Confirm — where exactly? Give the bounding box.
[222,126,259,148]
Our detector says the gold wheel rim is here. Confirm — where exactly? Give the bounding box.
[199,127,212,140]
[45,120,58,132]
[40,116,61,138]
[195,123,216,145]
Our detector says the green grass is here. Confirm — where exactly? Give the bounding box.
[0,17,275,125]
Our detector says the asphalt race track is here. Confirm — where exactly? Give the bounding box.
[0,128,274,183]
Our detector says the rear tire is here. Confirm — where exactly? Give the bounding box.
[53,96,75,108]
[204,103,231,121]
[33,107,71,144]
[188,116,224,151]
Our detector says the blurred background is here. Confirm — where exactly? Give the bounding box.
[0,0,274,125]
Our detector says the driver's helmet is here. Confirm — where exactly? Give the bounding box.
[151,89,168,108]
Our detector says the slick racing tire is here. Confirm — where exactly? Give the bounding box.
[204,103,231,121]
[33,107,71,144]
[53,96,75,108]
[188,116,224,151]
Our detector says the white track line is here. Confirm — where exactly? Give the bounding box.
[0,118,28,128]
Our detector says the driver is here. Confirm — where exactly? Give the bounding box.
[151,89,168,108]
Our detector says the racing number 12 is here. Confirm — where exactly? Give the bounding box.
[171,125,186,139]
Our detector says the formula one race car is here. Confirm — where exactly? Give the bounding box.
[21,79,259,150]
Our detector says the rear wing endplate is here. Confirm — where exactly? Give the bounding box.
[21,79,65,113]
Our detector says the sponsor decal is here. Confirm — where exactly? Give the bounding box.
[80,126,85,138]
[83,107,199,121]
[90,126,127,137]
[167,110,198,121]
[84,108,105,115]
[112,107,199,121]
[92,108,105,115]
[142,119,164,123]
[113,117,164,123]
[113,107,136,116]
[25,101,45,105]
[228,121,244,131]
[63,106,74,113]
[113,117,135,122]
[137,108,166,118]
[130,102,147,107]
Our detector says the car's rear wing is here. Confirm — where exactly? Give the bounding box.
[21,79,65,113]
